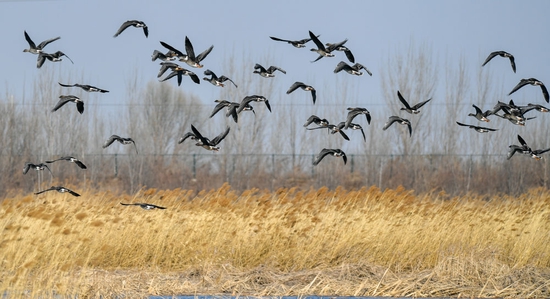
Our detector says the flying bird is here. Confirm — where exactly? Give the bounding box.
[113,20,148,38]
[345,107,371,128]
[334,61,372,76]
[182,36,214,68]
[37,51,73,68]
[35,186,80,197]
[309,31,347,62]
[303,115,329,128]
[397,91,431,114]
[482,51,515,73]
[313,148,347,166]
[253,63,286,77]
[238,95,271,113]
[469,104,492,122]
[23,163,53,175]
[456,121,497,133]
[103,135,138,154]
[158,62,200,86]
[286,81,316,104]
[508,78,549,103]
[383,116,412,136]
[269,35,316,48]
[190,125,230,151]
[58,83,109,93]
[45,156,87,169]
[52,95,84,114]
[151,49,177,62]
[23,31,60,54]
[507,135,533,160]
[209,100,254,123]
[203,69,237,87]
[120,202,166,210]
[345,123,366,142]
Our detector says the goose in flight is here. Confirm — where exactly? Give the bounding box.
[35,186,80,197]
[113,20,148,38]
[482,51,515,73]
[183,36,214,68]
[303,115,329,128]
[519,103,550,114]
[507,135,534,160]
[345,123,366,142]
[313,148,347,166]
[309,31,346,62]
[269,35,318,48]
[103,135,138,154]
[23,31,60,54]
[383,116,412,136]
[23,163,53,175]
[209,100,254,123]
[508,78,549,103]
[58,82,109,93]
[190,125,230,151]
[151,49,177,62]
[120,202,166,210]
[237,95,271,113]
[345,107,371,128]
[45,156,87,169]
[203,69,237,87]
[253,63,286,77]
[468,104,492,122]
[286,81,316,104]
[52,95,84,114]
[334,61,372,76]
[456,121,497,133]
[37,51,73,68]
[158,62,200,86]
[397,90,431,114]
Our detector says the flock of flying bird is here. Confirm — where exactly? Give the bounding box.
[19,20,550,206]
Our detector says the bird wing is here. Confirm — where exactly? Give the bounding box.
[268,66,286,74]
[344,49,355,63]
[52,97,71,112]
[142,25,149,38]
[211,127,230,145]
[517,135,528,148]
[66,188,81,197]
[184,36,196,60]
[339,130,350,141]
[263,99,272,112]
[383,116,401,131]
[311,89,316,104]
[412,98,432,110]
[508,79,529,96]
[190,125,208,144]
[36,53,48,68]
[355,63,372,76]
[313,149,332,165]
[188,72,200,84]
[308,31,325,51]
[345,110,360,129]
[196,45,214,63]
[333,61,349,73]
[508,55,516,73]
[397,91,412,110]
[23,163,33,174]
[456,121,469,127]
[178,132,196,144]
[210,101,229,118]
[73,160,87,169]
[539,84,549,103]
[286,82,303,94]
[533,148,550,155]
[253,63,266,72]
[24,31,37,49]
[481,51,499,67]
[37,36,61,50]
[219,76,237,87]
[103,135,121,148]
[76,101,84,114]
[160,41,186,57]
[113,20,134,37]
[35,186,55,195]
[269,36,291,43]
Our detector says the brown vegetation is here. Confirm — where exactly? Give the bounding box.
[1,185,549,298]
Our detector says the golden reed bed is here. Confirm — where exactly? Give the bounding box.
[1,184,550,298]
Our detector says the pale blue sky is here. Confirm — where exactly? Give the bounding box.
[1,0,549,155]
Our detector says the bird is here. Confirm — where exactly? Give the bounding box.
[120,202,166,210]
[113,20,148,38]
[313,148,347,166]
[269,35,316,48]
[507,135,533,160]
[209,100,254,123]
[456,121,497,133]
[202,69,237,87]
[238,95,271,113]
[309,31,346,62]
[397,90,431,114]
[23,31,60,54]
[508,78,549,103]
[383,116,412,136]
[45,156,87,169]
[158,63,200,86]
[103,135,138,154]
[52,95,84,114]
[303,115,329,128]
[35,186,80,197]
[182,36,214,68]
[286,82,316,104]
[151,49,177,62]
[23,163,53,175]
[190,125,230,151]
[326,40,355,63]
[345,107,371,128]
[345,123,366,142]
[58,82,109,93]
[529,148,550,160]
[469,104,492,122]
[519,103,550,114]
[482,51,516,73]
[333,61,372,76]
[253,63,286,77]
[37,51,73,68]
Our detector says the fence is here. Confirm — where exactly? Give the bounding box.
[5,152,549,196]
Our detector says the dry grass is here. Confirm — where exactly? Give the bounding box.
[1,184,550,298]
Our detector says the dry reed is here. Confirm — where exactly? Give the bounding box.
[1,184,549,298]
